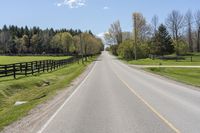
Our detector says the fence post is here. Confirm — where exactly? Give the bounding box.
[5,65,7,76]
[51,60,53,71]
[43,61,45,72]
[25,62,28,76]
[13,64,16,79]
[47,60,49,72]
[191,56,193,62]
[53,61,56,70]
[38,61,41,73]
[31,62,34,75]
[20,63,22,72]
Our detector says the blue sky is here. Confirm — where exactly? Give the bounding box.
[0,0,200,36]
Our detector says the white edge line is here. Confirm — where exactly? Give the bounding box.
[37,62,97,133]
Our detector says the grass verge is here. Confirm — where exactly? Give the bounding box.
[127,58,200,66]
[126,53,200,66]
[146,67,200,87]
[0,57,95,131]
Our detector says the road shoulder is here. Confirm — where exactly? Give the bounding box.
[2,61,96,133]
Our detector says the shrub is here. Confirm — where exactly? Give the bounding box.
[117,39,149,60]
[110,45,119,56]
[136,42,149,59]
[174,39,189,55]
[117,40,134,60]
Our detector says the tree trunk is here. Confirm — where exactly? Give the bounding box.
[197,27,200,52]
[175,28,179,55]
[188,25,193,52]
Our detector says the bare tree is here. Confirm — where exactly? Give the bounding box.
[108,20,122,45]
[195,10,200,27]
[140,24,152,41]
[133,12,152,42]
[133,12,146,41]
[185,10,194,52]
[104,32,115,45]
[166,10,184,55]
[151,15,159,35]
[195,10,200,52]
[122,32,132,41]
[133,12,144,60]
[198,27,200,52]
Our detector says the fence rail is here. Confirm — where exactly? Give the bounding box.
[149,55,200,62]
[0,53,78,56]
[0,55,92,79]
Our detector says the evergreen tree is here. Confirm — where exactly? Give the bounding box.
[0,25,102,55]
[152,24,174,55]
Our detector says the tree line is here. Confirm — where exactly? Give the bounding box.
[106,10,200,60]
[0,25,104,55]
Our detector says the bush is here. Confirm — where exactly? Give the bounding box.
[136,42,149,59]
[105,47,110,51]
[110,45,119,56]
[117,39,149,60]
[174,39,189,55]
[117,40,134,60]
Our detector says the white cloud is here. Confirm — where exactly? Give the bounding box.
[57,3,62,7]
[57,0,86,8]
[97,32,107,46]
[103,6,109,10]
[97,32,105,38]
[97,32,105,41]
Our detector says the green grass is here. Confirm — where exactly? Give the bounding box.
[0,57,95,131]
[146,67,200,87]
[0,56,71,64]
[122,53,200,87]
[127,53,200,66]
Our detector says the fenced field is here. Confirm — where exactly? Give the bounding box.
[0,55,91,79]
[128,53,200,66]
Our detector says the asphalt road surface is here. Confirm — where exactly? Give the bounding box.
[38,52,200,133]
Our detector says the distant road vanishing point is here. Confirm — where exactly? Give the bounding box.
[38,51,200,133]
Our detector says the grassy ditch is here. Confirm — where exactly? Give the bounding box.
[0,57,95,131]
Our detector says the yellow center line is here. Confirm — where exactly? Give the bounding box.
[112,67,181,133]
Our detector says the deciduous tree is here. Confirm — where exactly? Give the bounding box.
[108,20,122,45]
[166,10,184,55]
[185,10,194,52]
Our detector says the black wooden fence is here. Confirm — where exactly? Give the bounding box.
[0,55,92,79]
[149,54,196,62]
[149,55,184,60]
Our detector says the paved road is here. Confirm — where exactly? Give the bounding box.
[38,52,200,133]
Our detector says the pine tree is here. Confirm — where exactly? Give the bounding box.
[153,24,174,55]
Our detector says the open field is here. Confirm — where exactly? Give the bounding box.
[0,56,71,65]
[146,68,200,87]
[0,56,95,131]
[127,53,200,66]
